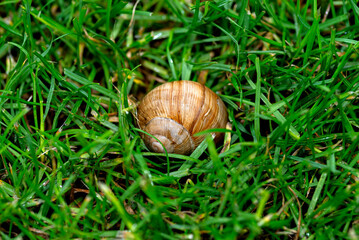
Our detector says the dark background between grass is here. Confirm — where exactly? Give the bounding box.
[1,0,359,239]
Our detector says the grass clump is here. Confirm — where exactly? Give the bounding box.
[1,0,359,239]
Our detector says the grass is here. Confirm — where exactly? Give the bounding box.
[1,0,359,239]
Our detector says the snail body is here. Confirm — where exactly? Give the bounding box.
[137,80,228,155]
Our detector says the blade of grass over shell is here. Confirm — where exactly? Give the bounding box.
[133,128,170,176]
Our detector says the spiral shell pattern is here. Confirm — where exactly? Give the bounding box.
[137,80,228,155]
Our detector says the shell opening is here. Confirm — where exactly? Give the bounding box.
[151,135,174,153]
[143,117,195,155]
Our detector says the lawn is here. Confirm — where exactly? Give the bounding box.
[1,0,359,239]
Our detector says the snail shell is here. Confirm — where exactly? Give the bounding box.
[137,80,228,155]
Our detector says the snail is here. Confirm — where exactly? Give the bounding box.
[137,80,228,155]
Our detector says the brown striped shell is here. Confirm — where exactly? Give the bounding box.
[137,80,228,155]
